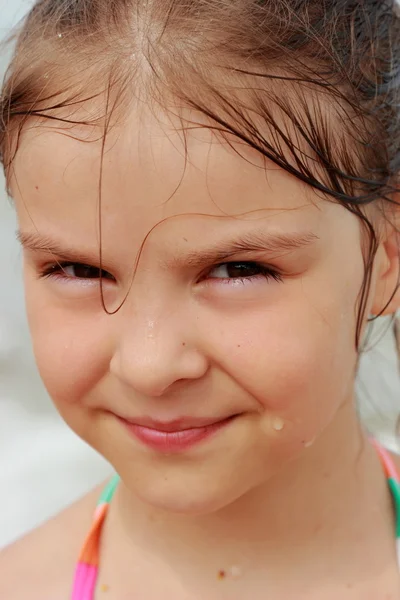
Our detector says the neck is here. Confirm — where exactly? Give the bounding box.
[106,402,394,585]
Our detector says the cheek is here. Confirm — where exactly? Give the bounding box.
[205,293,358,444]
[25,286,111,409]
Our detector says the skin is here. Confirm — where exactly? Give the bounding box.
[1,103,400,599]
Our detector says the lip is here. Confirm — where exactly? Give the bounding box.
[118,415,236,453]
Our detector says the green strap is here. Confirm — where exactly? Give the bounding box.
[388,478,400,538]
[98,473,120,505]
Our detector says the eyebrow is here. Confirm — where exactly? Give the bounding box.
[177,229,319,269]
[17,231,105,266]
[17,229,319,269]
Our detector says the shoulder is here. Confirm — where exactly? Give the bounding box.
[391,450,400,475]
[0,484,103,600]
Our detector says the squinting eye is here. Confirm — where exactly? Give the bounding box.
[62,264,113,279]
[208,262,282,281]
[43,262,115,281]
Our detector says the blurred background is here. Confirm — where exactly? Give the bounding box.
[0,0,399,550]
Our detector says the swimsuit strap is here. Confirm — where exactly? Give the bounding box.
[372,440,400,566]
[71,443,400,599]
[71,474,120,600]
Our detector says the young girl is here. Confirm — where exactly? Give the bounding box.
[1,0,400,597]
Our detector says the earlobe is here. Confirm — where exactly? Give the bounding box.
[370,226,400,317]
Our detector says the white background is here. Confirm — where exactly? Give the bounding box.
[0,0,398,549]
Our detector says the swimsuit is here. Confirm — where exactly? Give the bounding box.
[72,474,120,600]
[71,443,400,599]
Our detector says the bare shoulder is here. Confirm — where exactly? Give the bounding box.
[0,483,104,600]
[391,450,400,473]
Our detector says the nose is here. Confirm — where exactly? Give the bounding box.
[109,306,209,397]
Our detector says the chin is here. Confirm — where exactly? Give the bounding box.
[122,469,251,516]
[136,489,240,516]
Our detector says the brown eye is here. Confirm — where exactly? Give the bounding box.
[226,263,263,278]
[206,262,283,284]
[209,262,267,279]
[61,264,114,280]
[42,262,115,281]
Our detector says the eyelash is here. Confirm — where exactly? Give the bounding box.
[39,261,283,285]
[40,262,115,282]
[204,262,283,284]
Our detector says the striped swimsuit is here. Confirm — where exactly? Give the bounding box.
[71,444,400,599]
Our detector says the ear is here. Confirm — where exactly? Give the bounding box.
[370,224,400,316]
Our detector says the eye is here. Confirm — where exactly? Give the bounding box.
[42,262,115,281]
[208,262,282,282]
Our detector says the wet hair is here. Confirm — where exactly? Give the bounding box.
[1,0,400,345]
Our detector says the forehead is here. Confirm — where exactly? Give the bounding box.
[11,105,341,242]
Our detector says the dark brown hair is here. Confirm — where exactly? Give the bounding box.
[1,0,400,344]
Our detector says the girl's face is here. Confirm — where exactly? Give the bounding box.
[11,106,379,513]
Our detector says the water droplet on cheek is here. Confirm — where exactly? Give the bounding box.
[272,417,285,432]
[304,438,315,448]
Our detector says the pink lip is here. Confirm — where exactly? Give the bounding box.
[118,415,236,453]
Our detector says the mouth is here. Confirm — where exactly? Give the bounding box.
[117,414,238,453]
